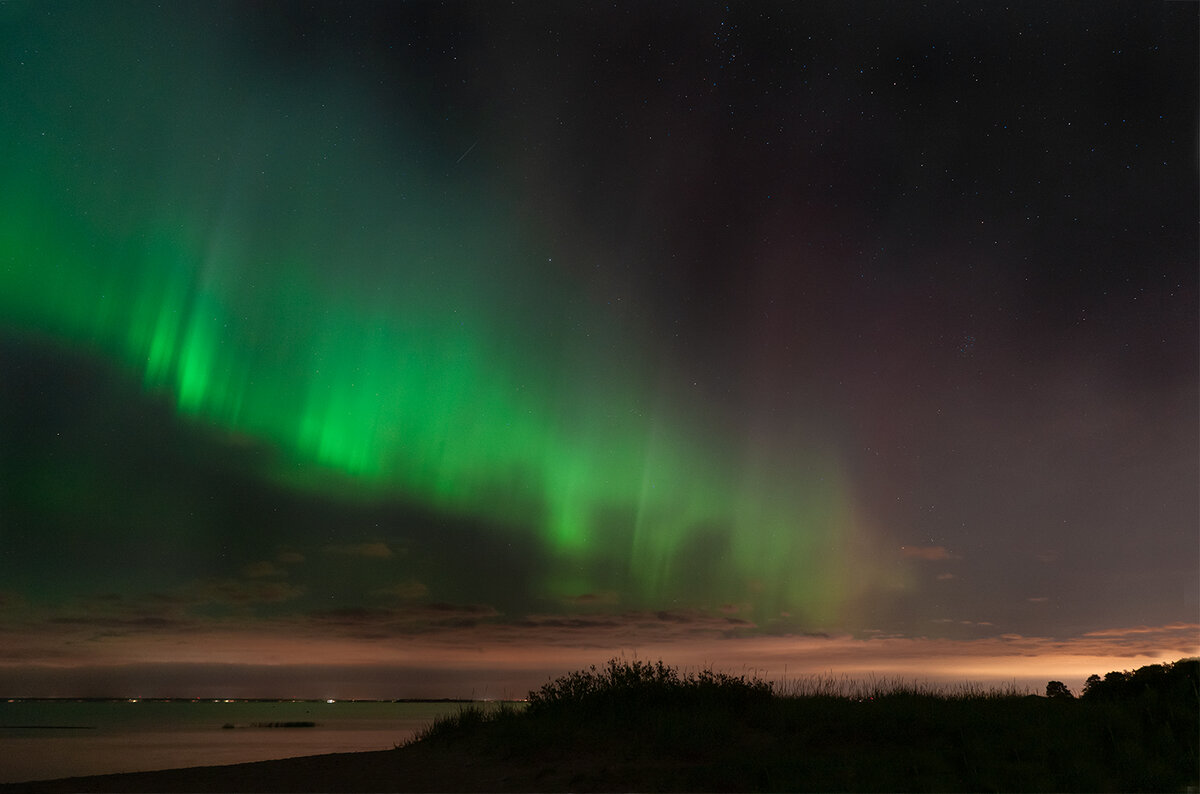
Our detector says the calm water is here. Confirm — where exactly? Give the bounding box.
[0,700,487,784]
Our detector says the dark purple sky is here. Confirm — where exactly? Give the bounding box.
[0,1,1195,698]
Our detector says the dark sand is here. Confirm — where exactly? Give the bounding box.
[0,739,676,793]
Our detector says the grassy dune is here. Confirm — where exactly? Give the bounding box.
[6,658,1197,792]
[406,658,1199,792]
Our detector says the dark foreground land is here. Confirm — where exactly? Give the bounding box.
[5,658,1197,793]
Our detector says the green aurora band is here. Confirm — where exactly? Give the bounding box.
[0,7,856,622]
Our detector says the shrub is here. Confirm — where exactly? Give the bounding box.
[526,658,772,718]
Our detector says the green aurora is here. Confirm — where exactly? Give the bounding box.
[0,6,854,622]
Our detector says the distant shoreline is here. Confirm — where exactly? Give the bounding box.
[0,697,503,704]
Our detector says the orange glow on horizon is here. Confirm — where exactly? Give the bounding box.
[3,616,1195,698]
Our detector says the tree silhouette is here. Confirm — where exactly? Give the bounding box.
[1045,680,1073,699]
[1080,659,1199,701]
[1046,681,1075,700]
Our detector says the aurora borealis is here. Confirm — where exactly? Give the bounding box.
[1,1,1197,698]
[0,0,852,619]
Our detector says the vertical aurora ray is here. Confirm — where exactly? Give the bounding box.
[0,3,861,622]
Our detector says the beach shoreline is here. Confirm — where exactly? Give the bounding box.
[0,741,540,793]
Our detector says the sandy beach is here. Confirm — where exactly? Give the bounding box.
[0,739,669,793]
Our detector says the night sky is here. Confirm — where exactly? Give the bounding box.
[1,1,1196,699]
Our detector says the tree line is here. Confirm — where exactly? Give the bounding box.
[1045,657,1198,700]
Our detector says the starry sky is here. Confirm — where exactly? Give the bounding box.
[0,1,1196,698]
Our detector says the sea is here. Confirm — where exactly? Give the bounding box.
[0,699,493,784]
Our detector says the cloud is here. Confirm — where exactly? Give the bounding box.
[502,609,760,647]
[192,579,305,605]
[308,607,394,624]
[376,580,429,600]
[326,542,395,559]
[0,591,27,610]
[563,592,620,607]
[423,602,497,616]
[303,602,502,638]
[900,545,956,561]
[277,551,305,565]
[1081,622,1199,638]
[936,573,956,580]
[241,561,285,578]
[511,615,625,631]
[4,599,1196,698]
[1027,596,1050,603]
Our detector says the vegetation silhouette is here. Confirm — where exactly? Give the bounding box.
[1080,658,1198,702]
[407,657,1199,792]
[1045,679,1073,699]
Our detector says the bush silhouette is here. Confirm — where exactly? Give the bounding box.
[526,657,772,718]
